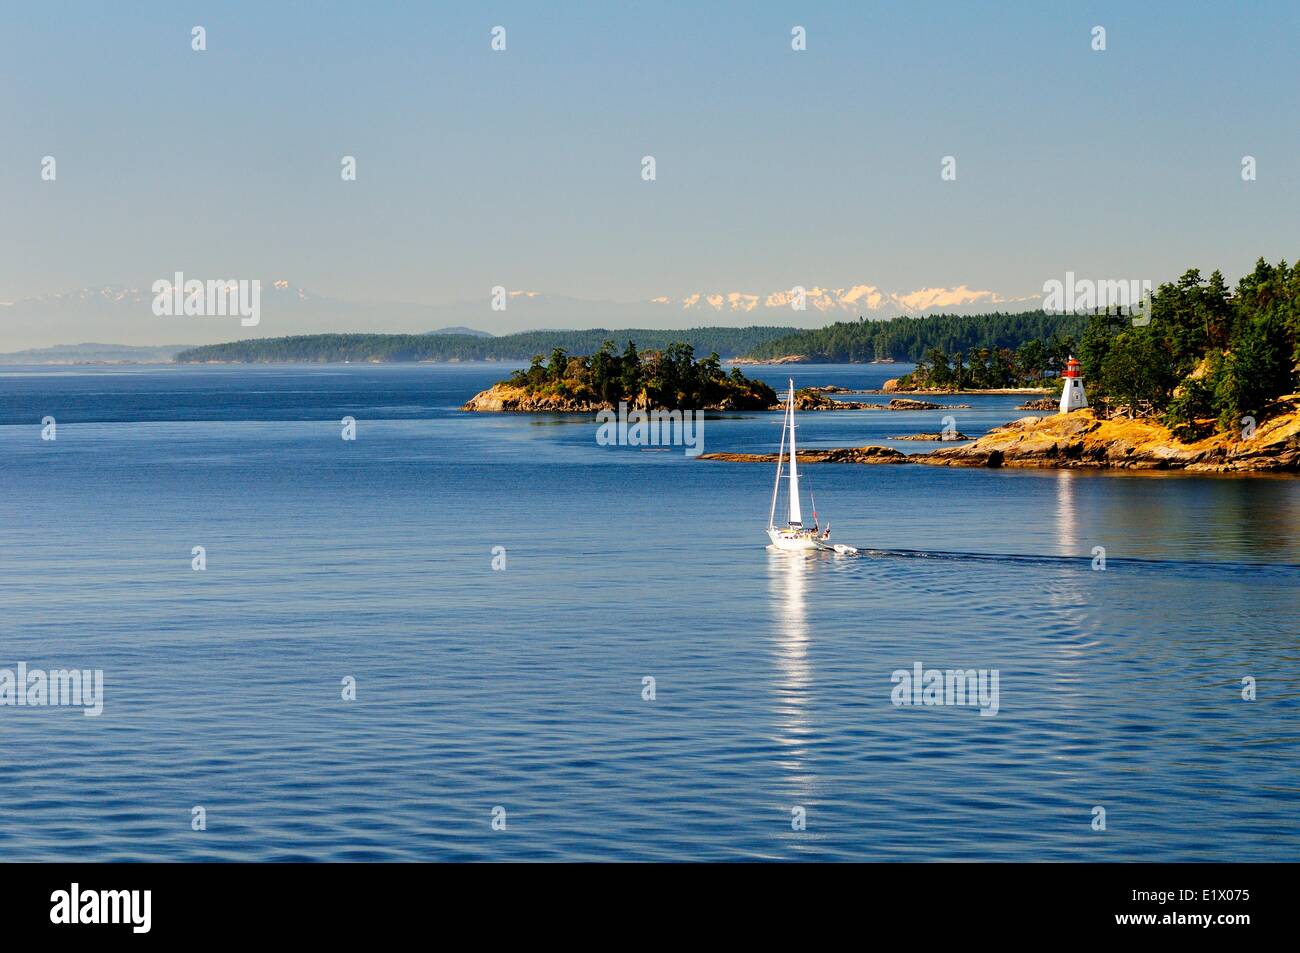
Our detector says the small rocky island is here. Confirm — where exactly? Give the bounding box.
[889,431,972,441]
[462,342,778,412]
[461,351,980,414]
[700,446,911,464]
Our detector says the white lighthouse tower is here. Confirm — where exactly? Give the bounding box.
[1059,356,1088,413]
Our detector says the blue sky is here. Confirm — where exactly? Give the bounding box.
[1,1,1297,341]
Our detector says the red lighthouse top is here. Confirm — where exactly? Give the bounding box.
[1063,357,1082,379]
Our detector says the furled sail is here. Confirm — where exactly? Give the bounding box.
[786,380,802,526]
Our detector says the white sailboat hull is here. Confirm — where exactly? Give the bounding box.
[767,527,829,551]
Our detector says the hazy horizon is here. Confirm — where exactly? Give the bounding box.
[4,1,1297,348]
[0,279,1053,351]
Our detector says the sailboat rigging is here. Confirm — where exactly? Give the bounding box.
[766,379,853,553]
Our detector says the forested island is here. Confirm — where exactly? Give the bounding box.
[174,327,797,363]
[462,342,778,411]
[173,312,1087,365]
[740,311,1087,363]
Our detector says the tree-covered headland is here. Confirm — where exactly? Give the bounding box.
[1077,260,1298,438]
[891,260,1298,438]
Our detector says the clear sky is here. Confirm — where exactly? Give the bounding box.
[2,0,1297,342]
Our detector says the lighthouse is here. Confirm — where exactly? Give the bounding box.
[1059,356,1088,413]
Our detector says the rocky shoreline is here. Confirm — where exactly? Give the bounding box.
[771,392,970,412]
[889,432,971,441]
[726,355,810,365]
[461,382,774,412]
[880,378,1052,396]
[464,382,1299,473]
[462,384,610,412]
[922,406,1299,472]
[463,382,972,413]
[888,386,1051,395]
[700,404,1300,473]
[699,446,911,465]
[1016,397,1059,410]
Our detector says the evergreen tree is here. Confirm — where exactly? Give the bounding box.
[619,341,642,400]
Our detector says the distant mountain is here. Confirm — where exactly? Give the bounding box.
[0,342,189,364]
[428,326,492,337]
[658,284,1041,318]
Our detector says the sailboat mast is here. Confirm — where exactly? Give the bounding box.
[786,379,803,527]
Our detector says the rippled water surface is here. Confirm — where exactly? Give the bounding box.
[1,364,1297,861]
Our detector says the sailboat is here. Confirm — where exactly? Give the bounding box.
[767,379,855,553]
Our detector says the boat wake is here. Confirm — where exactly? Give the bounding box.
[819,546,1299,576]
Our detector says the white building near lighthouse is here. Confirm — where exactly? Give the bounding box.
[1059,356,1088,413]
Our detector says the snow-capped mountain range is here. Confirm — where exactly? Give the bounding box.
[657,284,1039,316]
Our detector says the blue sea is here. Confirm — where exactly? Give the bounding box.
[1,363,1297,861]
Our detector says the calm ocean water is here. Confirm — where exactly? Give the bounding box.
[1,363,1297,861]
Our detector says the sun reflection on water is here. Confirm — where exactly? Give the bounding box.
[767,550,818,797]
